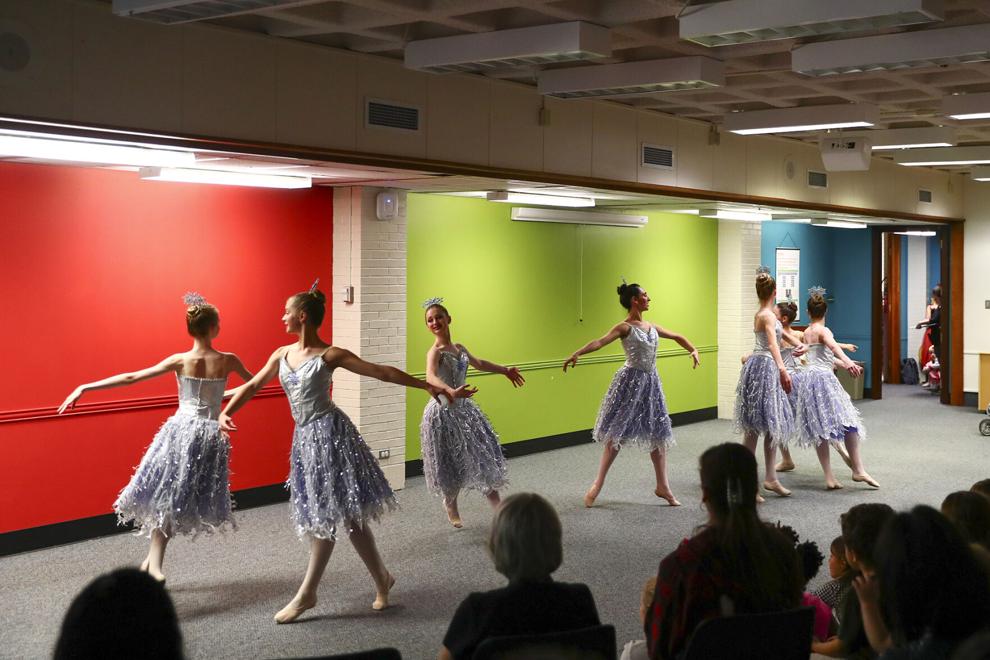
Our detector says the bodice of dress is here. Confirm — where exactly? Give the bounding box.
[437,349,469,389]
[804,344,836,371]
[622,324,658,372]
[176,375,227,420]
[279,353,334,426]
[781,346,799,374]
[751,320,783,358]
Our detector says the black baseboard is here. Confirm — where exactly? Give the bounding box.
[965,391,979,409]
[0,483,290,558]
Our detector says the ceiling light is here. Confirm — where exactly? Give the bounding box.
[510,207,646,228]
[971,166,990,181]
[538,57,724,99]
[487,191,595,207]
[943,92,990,120]
[0,133,195,168]
[140,167,312,188]
[112,0,286,25]
[405,22,610,74]
[666,209,701,214]
[893,146,990,166]
[700,209,773,222]
[680,0,942,47]
[894,230,937,236]
[772,217,814,223]
[793,23,990,76]
[812,218,868,229]
[724,104,878,135]
[846,126,956,150]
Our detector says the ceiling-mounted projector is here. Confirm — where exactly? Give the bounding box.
[820,135,872,172]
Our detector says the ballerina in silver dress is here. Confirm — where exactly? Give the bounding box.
[220,283,457,623]
[564,281,700,508]
[57,293,253,582]
[421,298,523,528]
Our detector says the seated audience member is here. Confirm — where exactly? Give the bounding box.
[857,506,990,660]
[645,443,803,660]
[439,492,600,660]
[814,536,855,618]
[971,479,990,502]
[951,631,990,660]
[785,526,832,642]
[54,567,183,660]
[941,491,990,578]
[922,346,940,390]
[813,503,895,659]
[620,577,657,660]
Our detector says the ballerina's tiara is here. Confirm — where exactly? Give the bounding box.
[183,291,208,307]
[756,265,771,275]
[808,285,827,298]
[421,296,444,309]
[308,278,320,294]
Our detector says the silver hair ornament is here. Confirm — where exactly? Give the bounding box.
[808,285,827,298]
[756,265,771,275]
[183,292,208,307]
[308,278,320,293]
[421,296,444,309]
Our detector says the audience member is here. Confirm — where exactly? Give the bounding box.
[644,443,802,660]
[972,480,990,502]
[781,525,831,642]
[814,536,855,617]
[439,493,600,660]
[620,577,656,660]
[54,567,183,660]
[942,491,990,579]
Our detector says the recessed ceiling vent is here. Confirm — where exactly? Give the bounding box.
[112,0,289,24]
[366,100,420,132]
[808,170,829,188]
[919,189,933,203]
[642,144,675,170]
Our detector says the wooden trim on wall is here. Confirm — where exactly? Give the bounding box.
[947,223,965,405]
[886,233,903,385]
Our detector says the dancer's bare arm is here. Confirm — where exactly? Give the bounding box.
[822,328,861,375]
[222,353,255,398]
[655,325,700,368]
[462,345,524,387]
[331,347,459,401]
[563,323,628,371]
[759,313,792,393]
[219,347,287,430]
[57,354,184,413]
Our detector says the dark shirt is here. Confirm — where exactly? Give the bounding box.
[838,585,876,660]
[442,579,600,660]
[881,633,958,660]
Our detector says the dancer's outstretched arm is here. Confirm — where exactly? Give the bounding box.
[461,345,525,387]
[58,355,184,413]
[821,328,861,375]
[424,348,478,398]
[563,323,627,371]
[223,353,255,398]
[759,313,792,393]
[330,347,459,401]
[219,347,286,431]
[654,325,700,368]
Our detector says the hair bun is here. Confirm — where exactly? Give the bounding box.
[616,284,627,296]
[310,289,327,304]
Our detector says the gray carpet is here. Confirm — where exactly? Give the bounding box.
[2,385,987,660]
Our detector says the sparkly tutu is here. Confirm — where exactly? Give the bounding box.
[794,370,866,447]
[114,412,235,538]
[593,366,674,451]
[420,398,507,497]
[287,404,397,540]
[734,355,795,445]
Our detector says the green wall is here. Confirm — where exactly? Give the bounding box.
[405,194,718,461]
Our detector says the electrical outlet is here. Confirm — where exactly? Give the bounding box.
[378,449,390,459]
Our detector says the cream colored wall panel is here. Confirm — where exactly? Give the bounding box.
[711,132,747,194]
[543,97,593,177]
[913,168,960,217]
[489,83,543,171]
[636,111,677,186]
[0,1,73,120]
[276,42,357,151]
[963,180,990,392]
[675,121,712,190]
[182,28,276,142]
[591,103,637,182]
[782,143,826,204]
[355,58,428,158]
[426,74,490,165]
[827,169,874,209]
[872,160,903,212]
[745,138,783,199]
[73,3,183,133]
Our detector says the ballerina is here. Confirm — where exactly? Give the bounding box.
[57,293,252,582]
[421,298,523,528]
[794,287,879,490]
[219,283,459,623]
[564,280,700,508]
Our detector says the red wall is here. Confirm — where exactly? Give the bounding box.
[0,162,333,534]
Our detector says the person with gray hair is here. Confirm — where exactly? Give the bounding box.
[439,493,600,660]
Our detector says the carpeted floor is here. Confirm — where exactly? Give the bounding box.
[2,385,986,660]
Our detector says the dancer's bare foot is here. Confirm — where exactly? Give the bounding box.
[654,488,681,507]
[443,500,463,528]
[762,480,792,497]
[372,573,395,611]
[583,483,602,508]
[775,459,796,472]
[139,558,166,583]
[140,558,149,572]
[274,593,317,624]
[852,473,880,488]
[756,493,766,504]
[826,479,844,490]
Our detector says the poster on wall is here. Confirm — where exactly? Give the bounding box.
[775,248,800,319]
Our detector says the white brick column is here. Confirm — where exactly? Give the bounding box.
[332,187,407,489]
[717,221,762,419]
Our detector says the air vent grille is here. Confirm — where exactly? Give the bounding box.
[642,144,675,170]
[366,100,420,132]
[808,170,828,188]
[919,189,933,203]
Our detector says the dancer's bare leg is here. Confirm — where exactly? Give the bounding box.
[348,525,393,610]
[443,490,462,528]
[776,446,796,472]
[762,438,791,497]
[649,448,680,506]
[742,431,765,503]
[485,490,501,508]
[585,444,620,507]
[817,441,843,490]
[834,441,853,469]
[141,528,169,583]
[845,431,879,488]
[275,537,334,623]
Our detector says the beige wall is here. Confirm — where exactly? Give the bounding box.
[963,180,990,396]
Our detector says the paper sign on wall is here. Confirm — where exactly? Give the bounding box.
[775,248,800,319]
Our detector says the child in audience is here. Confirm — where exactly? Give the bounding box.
[972,479,990,502]
[941,490,990,577]
[620,577,656,660]
[814,536,855,616]
[778,525,831,642]
[922,345,941,391]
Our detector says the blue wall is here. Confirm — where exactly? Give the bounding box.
[761,222,873,382]
[927,235,941,294]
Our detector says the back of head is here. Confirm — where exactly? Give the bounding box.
[183,292,219,338]
[617,282,642,310]
[972,479,990,502]
[932,284,943,302]
[777,302,798,325]
[840,503,895,570]
[807,292,828,319]
[54,568,183,660]
[876,506,990,645]
[290,288,327,327]
[942,491,990,547]
[489,493,563,582]
[755,271,776,301]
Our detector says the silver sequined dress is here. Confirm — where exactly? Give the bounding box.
[592,324,674,451]
[734,320,795,444]
[420,348,508,498]
[793,344,866,447]
[114,375,235,538]
[280,353,397,540]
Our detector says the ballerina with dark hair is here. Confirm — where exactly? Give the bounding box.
[564,280,700,508]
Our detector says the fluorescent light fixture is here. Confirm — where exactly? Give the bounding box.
[812,218,868,229]
[680,0,942,47]
[487,191,595,207]
[140,167,312,188]
[893,146,990,166]
[846,126,956,150]
[772,217,814,223]
[971,167,990,181]
[894,230,937,236]
[666,209,701,214]
[405,22,611,74]
[112,0,286,25]
[538,57,724,99]
[700,209,773,222]
[943,92,990,120]
[510,207,646,228]
[724,104,878,135]
[793,23,990,76]
[0,133,195,167]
